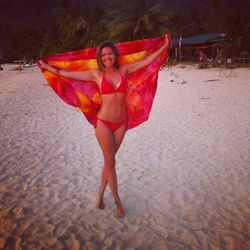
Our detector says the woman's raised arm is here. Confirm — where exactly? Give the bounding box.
[125,35,170,75]
[38,60,98,82]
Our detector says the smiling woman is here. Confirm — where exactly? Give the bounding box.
[97,42,120,70]
[38,34,170,218]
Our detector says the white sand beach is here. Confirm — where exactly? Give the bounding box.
[0,64,250,249]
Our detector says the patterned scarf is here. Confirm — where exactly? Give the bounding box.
[38,35,170,129]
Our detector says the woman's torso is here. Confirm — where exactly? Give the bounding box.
[96,68,128,122]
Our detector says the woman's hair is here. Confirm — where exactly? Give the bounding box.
[96,41,120,70]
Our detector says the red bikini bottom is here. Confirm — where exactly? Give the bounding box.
[95,117,127,133]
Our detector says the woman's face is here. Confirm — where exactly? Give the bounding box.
[101,47,116,68]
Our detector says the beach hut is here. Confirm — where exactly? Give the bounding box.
[172,33,227,61]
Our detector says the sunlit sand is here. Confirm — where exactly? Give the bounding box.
[0,64,249,249]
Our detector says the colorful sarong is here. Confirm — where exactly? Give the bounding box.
[38,35,170,129]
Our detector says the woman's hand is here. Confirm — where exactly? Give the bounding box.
[125,34,171,74]
[38,60,59,74]
[38,59,46,68]
[164,34,170,48]
[38,60,48,69]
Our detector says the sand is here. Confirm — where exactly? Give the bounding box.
[0,64,249,250]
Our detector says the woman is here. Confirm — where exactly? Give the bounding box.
[39,35,170,218]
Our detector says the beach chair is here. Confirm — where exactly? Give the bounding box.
[218,60,227,77]
[218,59,236,78]
[225,58,236,77]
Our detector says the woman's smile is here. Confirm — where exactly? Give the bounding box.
[102,47,115,67]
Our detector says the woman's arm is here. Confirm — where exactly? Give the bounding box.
[125,35,170,75]
[38,60,97,82]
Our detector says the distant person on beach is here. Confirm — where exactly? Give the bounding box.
[199,50,207,63]
[38,35,170,218]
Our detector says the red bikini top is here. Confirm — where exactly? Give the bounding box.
[100,71,127,95]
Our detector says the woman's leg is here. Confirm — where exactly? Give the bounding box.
[98,122,127,200]
[95,122,113,209]
[112,124,127,217]
[97,165,108,209]
[95,120,126,217]
[113,122,127,153]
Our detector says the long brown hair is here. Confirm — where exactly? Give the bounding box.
[96,41,120,70]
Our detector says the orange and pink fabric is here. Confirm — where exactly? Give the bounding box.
[38,35,170,129]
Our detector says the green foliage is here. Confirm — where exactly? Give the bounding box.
[239,51,249,58]
[1,0,250,61]
[105,0,171,42]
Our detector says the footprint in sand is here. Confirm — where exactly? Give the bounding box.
[157,187,215,230]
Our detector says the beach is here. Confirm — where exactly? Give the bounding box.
[0,64,249,249]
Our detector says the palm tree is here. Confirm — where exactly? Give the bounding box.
[205,0,250,57]
[56,0,108,49]
[55,0,89,50]
[105,0,172,42]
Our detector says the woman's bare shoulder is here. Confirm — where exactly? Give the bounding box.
[91,68,101,75]
[119,65,128,76]
[91,69,103,85]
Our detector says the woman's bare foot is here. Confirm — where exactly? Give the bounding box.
[114,201,125,218]
[97,196,105,209]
